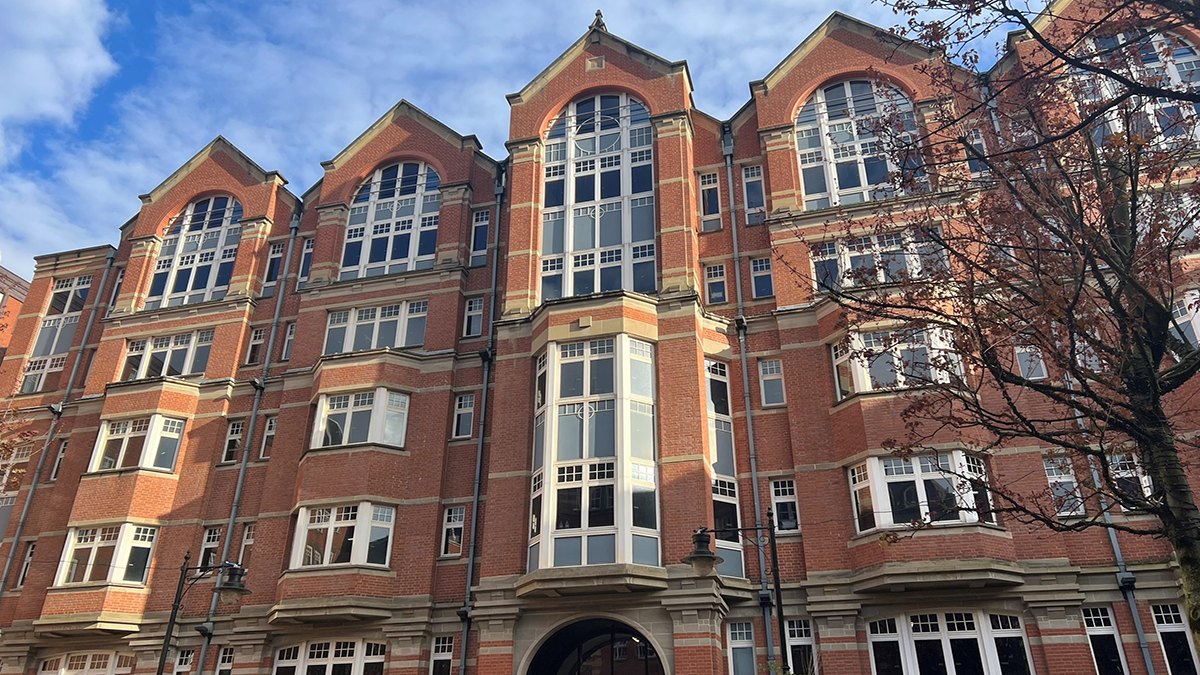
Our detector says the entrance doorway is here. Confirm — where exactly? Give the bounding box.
[527,619,665,675]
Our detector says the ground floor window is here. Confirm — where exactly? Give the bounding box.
[868,610,1033,675]
[1153,604,1200,675]
[1084,606,1130,675]
[787,619,818,675]
[273,640,386,675]
[40,653,136,675]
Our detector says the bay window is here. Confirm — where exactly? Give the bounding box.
[795,80,922,210]
[832,329,957,400]
[810,228,947,291]
[145,196,242,310]
[90,416,186,472]
[291,502,395,567]
[707,360,744,577]
[528,336,659,570]
[273,641,387,675]
[123,330,213,380]
[22,275,90,393]
[311,388,409,449]
[868,611,1034,675]
[323,300,427,355]
[540,92,657,302]
[847,451,996,532]
[57,524,157,585]
[341,162,441,280]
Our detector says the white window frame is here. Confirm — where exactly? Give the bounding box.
[794,79,922,211]
[16,541,35,588]
[785,619,818,675]
[707,360,744,577]
[106,267,125,317]
[463,298,484,338]
[700,172,721,231]
[217,648,235,675]
[323,300,428,354]
[453,394,475,439]
[772,479,800,532]
[831,329,958,400]
[727,621,756,675]
[282,322,296,361]
[222,420,244,463]
[123,330,214,381]
[56,523,157,586]
[50,439,68,481]
[1044,456,1085,517]
[173,650,194,675]
[23,275,91,393]
[847,451,996,533]
[441,506,465,558]
[341,161,442,281]
[238,522,255,566]
[260,416,277,459]
[742,166,765,224]
[1015,342,1048,380]
[89,416,187,473]
[1153,603,1200,675]
[146,197,242,310]
[200,526,222,569]
[470,211,490,267]
[809,229,947,291]
[758,358,786,406]
[262,242,285,297]
[273,641,387,675]
[246,328,266,365]
[297,238,315,289]
[430,636,454,675]
[311,389,409,449]
[1109,451,1156,502]
[867,611,1035,675]
[539,92,657,302]
[40,653,137,675]
[290,502,395,568]
[1084,606,1131,675]
[750,257,773,298]
[705,264,727,304]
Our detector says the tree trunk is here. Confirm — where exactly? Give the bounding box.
[1175,536,1200,658]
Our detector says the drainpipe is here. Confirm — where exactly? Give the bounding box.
[1064,372,1156,675]
[195,208,301,675]
[0,249,117,592]
[722,124,779,667]
[456,166,506,675]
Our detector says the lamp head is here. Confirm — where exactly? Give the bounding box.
[214,563,251,605]
[681,529,723,577]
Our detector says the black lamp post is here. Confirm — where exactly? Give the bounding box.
[683,509,790,675]
[156,551,251,675]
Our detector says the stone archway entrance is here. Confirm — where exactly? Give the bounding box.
[527,618,666,675]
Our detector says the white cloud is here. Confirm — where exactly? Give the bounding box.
[0,0,912,279]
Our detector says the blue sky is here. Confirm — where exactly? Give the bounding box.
[0,0,1005,280]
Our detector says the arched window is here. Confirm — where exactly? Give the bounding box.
[145,196,242,310]
[795,80,919,211]
[1081,31,1200,143]
[340,161,441,281]
[540,92,656,302]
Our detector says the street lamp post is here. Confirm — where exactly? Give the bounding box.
[155,551,251,675]
[683,509,790,674]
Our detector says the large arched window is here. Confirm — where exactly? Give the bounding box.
[1081,31,1200,144]
[145,196,242,310]
[540,92,656,302]
[795,80,919,211]
[340,161,441,281]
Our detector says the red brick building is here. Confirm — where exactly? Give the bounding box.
[0,7,1198,675]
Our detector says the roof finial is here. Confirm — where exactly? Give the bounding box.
[591,9,607,31]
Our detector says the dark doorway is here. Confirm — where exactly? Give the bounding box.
[527,618,665,675]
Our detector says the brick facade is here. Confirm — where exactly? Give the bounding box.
[0,7,1196,675]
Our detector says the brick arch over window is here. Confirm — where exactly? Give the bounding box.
[536,83,658,140]
[144,194,244,310]
[538,91,657,301]
[338,159,444,281]
[793,77,923,211]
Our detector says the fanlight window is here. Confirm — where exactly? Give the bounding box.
[145,196,243,310]
[795,80,921,211]
[1080,31,1200,144]
[341,161,442,281]
[540,92,657,302]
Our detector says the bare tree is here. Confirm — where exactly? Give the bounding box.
[783,0,1200,647]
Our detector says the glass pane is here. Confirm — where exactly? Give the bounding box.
[714,425,735,476]
[325,327,346,355]
[556,488,582,529]
[323,412,346,446]
[950,638,985,675]
[89,545,115,582]
[590,358,614,394]
[632,534,658,565]
[790,645,816,675]
[802,166,827,195]
[630,406,654,460]
[123,545,151,582]
[574,211,595,250]
[588,485,614,526]
[633,261,656,293]
[544,180,564,208]
[575,174,595,203]
[348,410,372,444]
[404,316,426,346]
[994,637,1031,675]
[599,208,622,247]
[925,477,960,522]
[713,500,739,542]
[631,165,653,194]
[864,156,889,185]
[631,359,654,398]
[633,486,657,529]
[367,525,390,564]
[574,270,594,295]
[600,266,622,291]
[1163,632,1198,675]
[588,404,615,457]
[331,525,355,563]
[732,647,755,675]
[557,408,583,460]
[560,361,584,397]
[1090,635,1127,675]
[553,536,581,566]
[152,436,180,470]
[304,526,327,565]
[587,534,615,564]
[600,170,621,199]
[631,201,654,241]
[763,379,785,405]
[914,639,948,675]
[888,480,920,523]
[869,351,897,388]
[836,161,862,190]
[709,378,730,416]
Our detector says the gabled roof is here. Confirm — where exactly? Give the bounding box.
[752,12,947,93]
[321,99,498,172]
[506,15,693,106]
[138,135,291,205]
